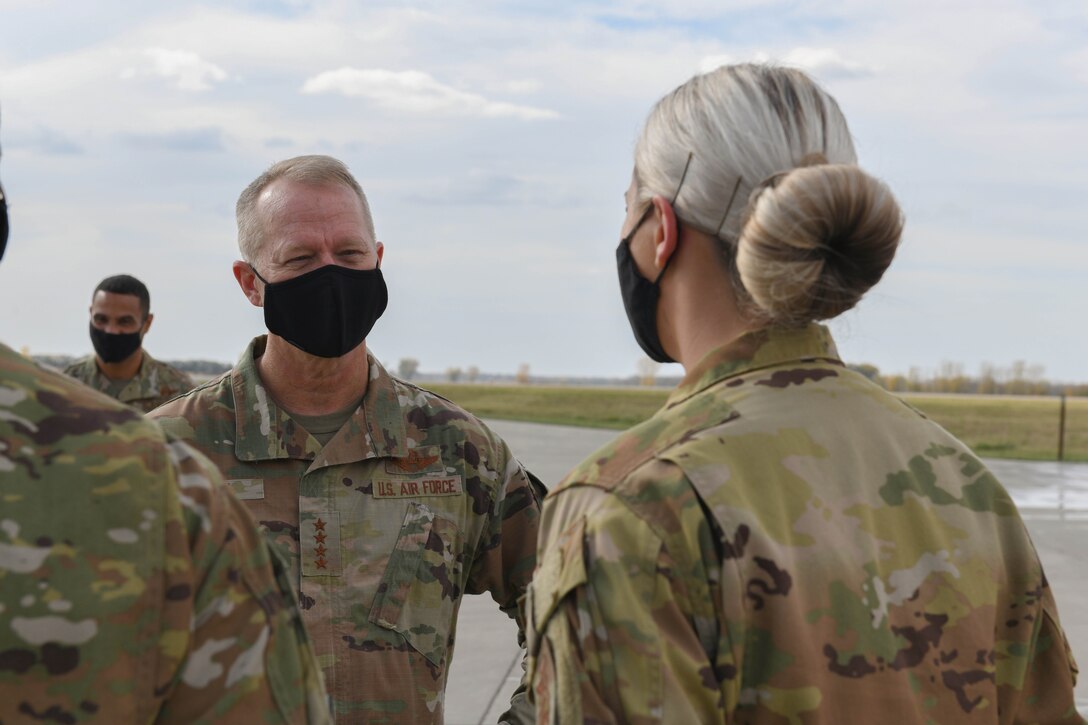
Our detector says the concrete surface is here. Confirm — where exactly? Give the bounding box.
[444,420,1088,723]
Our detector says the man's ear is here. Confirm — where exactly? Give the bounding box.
[376,241,384,266]
[650,194,679,272]
[142,313,154,337]
[232,260,264,307]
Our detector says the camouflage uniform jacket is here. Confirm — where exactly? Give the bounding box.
[526,324,1082,724]
[150,335,543,723]
[64,350,195,413]
[0,341,331,724]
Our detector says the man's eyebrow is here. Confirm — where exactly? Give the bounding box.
[276,243,312,259]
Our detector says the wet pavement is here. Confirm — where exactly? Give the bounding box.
[444,420,1088,722]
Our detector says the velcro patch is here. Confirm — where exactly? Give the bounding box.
[373,476,463,499]
[226,478,265,500]
[301,511,341,577]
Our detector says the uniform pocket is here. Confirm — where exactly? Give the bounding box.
[368,502,464,667]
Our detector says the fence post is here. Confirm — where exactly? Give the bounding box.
[1057,394,1066,462]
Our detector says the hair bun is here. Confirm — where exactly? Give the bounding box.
[736,164,903,324]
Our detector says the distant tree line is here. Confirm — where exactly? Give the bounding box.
[32,354,231,377]
[849,361,1088,396]
[166,359,232,375]
[30,352,1085,396]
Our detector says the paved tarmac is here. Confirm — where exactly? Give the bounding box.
[444,420,1088,723]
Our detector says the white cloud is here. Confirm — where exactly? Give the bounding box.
[490,79,542,95]
[121,47,228,91]
[1068,47,1088,86]
[2,0,1087,380]
[699,53,738,73]
[700,48,877,79]
[301,68,560,120]
[778,47,878,79]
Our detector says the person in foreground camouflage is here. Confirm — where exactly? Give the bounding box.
[526,64,1083,722]
[149,155,543,723]
[64,274,195,413]
[0,140,330,722]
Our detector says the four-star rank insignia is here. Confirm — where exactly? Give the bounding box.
[302,511,341,576]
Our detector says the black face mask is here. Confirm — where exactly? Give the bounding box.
[616,205,676,364]
[254,263,388,359]
[89,323,143,364]
[1,115,7,261]
[0,185,7,264]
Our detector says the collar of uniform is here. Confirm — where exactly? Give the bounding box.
[80,350,153,402]
[71,355,112,394]
[114,350,158,403]
[666,323,841,408]
[310,353,408,470]
[230,336,408,465]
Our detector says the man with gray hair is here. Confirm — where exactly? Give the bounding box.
[150,155,542,723]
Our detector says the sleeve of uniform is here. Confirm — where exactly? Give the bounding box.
[463,439,544,724]
[152,437,332,724]
[527,480,726,724]
[1010,582,1081,723]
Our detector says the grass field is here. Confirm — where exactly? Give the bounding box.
[900,394,1088,462]
[427,383,1088,462]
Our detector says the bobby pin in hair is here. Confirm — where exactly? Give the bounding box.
[672,152,694,205]
[715,176,744,237]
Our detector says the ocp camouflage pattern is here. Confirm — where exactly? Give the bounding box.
[65,350,195,413]
[0,341,331,723]
[527,324,1082,723]
[150,335,543,723]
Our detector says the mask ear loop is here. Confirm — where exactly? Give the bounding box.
[652,151,694,284]
[249,263,269,285]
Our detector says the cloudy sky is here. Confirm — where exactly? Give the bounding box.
[1,0,1085,382]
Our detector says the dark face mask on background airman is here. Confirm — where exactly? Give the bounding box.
[0,184,8,263]
[1,111,7,262]
[252,263,389,359]
[89,323,143,364]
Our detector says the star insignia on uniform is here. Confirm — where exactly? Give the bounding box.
[314,518,326,531]
[315,531,327,544]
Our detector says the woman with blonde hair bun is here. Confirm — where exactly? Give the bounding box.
[525,64,1081,722]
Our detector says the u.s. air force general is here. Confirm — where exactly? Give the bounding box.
[150,154,544,724]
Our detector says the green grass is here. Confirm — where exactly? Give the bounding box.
[900,394,1088,462]
[427,383,1088,462]
[428,383,669,430]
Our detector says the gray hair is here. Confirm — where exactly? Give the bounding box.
[634,64,902,325]
[236,154,376,263]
